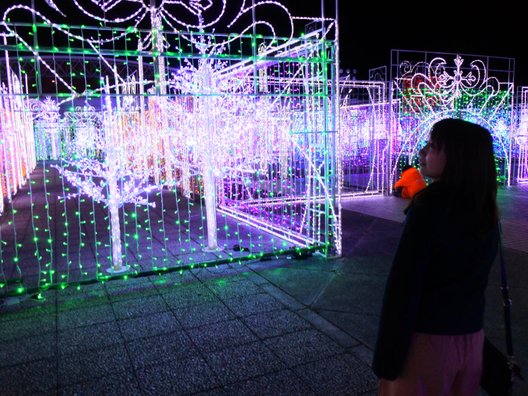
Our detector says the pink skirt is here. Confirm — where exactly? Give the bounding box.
[378,330,484,396]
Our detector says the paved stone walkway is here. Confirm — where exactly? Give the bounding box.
[1,185,526,395]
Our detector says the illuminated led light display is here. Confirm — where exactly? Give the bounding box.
[390,51,518,188]
[0,1,340,296]
[1,2,526,298]
[516,87,528,183]
[338,80,391,197]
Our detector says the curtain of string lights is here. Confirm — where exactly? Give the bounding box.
[0,1,341,297]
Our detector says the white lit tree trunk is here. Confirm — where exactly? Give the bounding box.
[200,63,219,251]
[106,148,125,272]
[202,164,218,251]
[182,159,191,198]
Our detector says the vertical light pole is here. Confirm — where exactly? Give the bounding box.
[31,0,43,97]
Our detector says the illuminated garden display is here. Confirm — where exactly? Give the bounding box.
[0,1,340,296]
[1,2,527,299]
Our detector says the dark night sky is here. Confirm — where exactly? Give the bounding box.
[336,1,527,85]
[2,0,527,86]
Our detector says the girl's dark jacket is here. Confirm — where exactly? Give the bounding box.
[372,182,499,380]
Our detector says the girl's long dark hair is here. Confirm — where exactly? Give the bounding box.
[428,118,499,233]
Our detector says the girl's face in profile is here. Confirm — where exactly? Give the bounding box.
[419,139,446,180]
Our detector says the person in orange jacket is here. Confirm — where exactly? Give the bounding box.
[393,164,426,199]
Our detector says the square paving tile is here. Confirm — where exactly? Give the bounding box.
[58,321,122,356]
[0,358,57,395]
[58,344,131,386]
[292,352,378,395]
[117,311,181,341]
[203,341,286,385]
[241,309,313,339]
[57,303,115,330]
[111,294,170,320]
[136,355,220,395]
[172,300,236,329]
[263,329,344,367]
[222,292,285,317]
[187,319,258,353]
[224,368,316,395]
[125,329,198,369]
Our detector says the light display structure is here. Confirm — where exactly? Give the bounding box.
[516,86,528,183]
[338,79,390,198]
[0,1,340,297]
[389,50,516,187]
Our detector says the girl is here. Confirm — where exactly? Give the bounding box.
[373,118,500,395]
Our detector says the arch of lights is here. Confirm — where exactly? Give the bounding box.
[389,50,517,187]
[0,1,341,297]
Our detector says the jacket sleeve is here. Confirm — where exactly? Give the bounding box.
[372,202,432,380]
